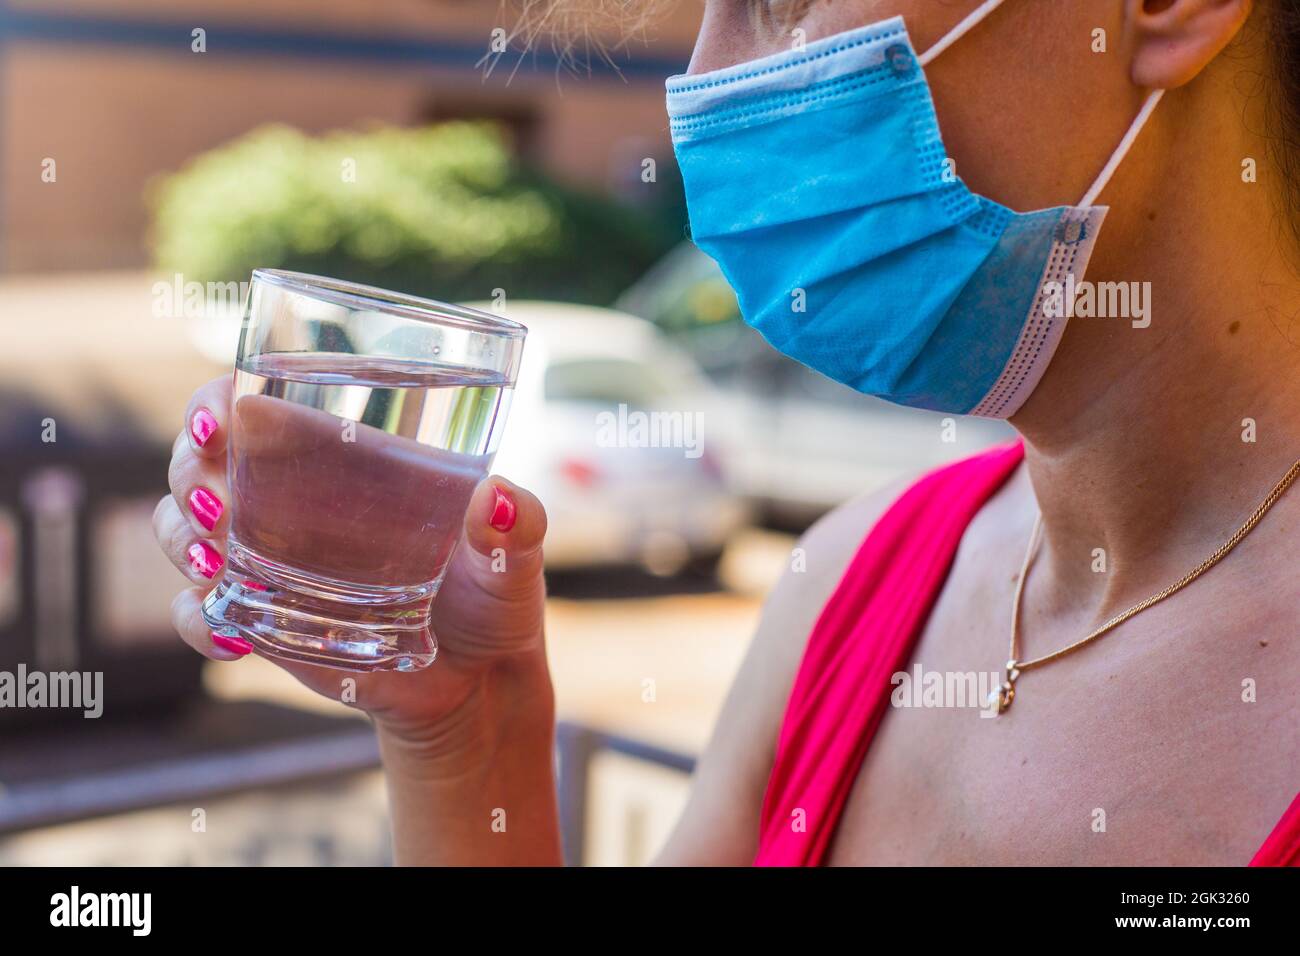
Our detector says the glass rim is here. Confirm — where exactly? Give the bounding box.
[251,269,528,340]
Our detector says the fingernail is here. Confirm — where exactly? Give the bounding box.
[187,540,224,579]
[211,632,253,656]
[489,485,516,532]
[190,407,218,448]
[189,487,223,531]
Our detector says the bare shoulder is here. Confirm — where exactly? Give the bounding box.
[653,475,916,865]
[752,482,916,673]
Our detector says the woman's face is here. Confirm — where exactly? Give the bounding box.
[686,1,1147,216]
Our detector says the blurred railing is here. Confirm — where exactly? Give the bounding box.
[554,720,696,866]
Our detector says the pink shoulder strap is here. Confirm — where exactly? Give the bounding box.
[754,441,1025,866]
[1251,793,1300,866]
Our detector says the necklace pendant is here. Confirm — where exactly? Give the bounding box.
[988,661,1021,716]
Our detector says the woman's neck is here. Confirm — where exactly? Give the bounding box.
[1010,176,1300,625]
[1015,360,1299,624]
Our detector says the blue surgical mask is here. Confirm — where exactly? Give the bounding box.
[666,0,1163,418]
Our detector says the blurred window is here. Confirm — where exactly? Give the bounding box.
[544,358,677,406]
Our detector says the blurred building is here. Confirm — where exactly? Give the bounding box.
[0,0,700,272]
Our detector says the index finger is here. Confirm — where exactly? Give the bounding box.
[184,374,234,459]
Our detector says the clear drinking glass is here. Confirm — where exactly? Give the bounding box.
[202,270,526,672]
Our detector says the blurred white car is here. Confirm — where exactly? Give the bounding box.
[477,301,749,574]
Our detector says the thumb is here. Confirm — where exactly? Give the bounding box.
[464,476,547,570]
[429,476,548,659]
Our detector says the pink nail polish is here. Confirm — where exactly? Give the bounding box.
[211,632,253,656]
[189,487,223,531]
[489,486,517,532]
[187,541,224,579]
[190,407,218,448]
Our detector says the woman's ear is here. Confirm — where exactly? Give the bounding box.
[1127,0,1253,89]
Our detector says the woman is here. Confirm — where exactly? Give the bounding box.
[153,0,1299,865]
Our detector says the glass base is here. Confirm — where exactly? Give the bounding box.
[202,572,437,673]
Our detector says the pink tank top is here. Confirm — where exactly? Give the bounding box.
[754,441,1299,866]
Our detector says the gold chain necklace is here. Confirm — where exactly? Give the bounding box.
[990,457,1300,715]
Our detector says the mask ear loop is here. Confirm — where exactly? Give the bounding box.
[1077,89,1166,207]
[917,0,1010,67]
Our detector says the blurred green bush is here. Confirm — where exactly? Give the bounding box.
[149,122,683,305]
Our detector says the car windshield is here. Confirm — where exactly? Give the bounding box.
[544,357,679,405]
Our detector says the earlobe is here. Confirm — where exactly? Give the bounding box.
[1128,0,1253,89]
